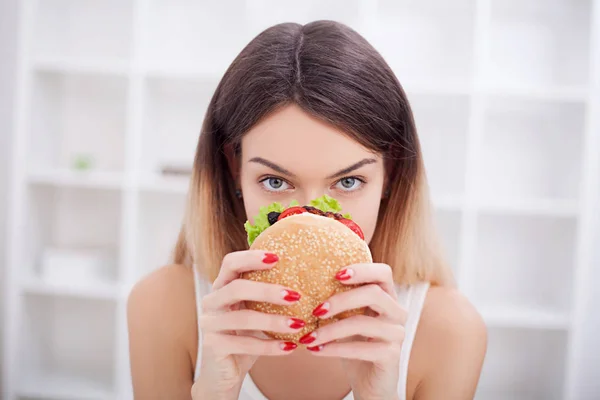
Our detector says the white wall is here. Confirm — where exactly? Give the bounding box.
[0,0,19,390]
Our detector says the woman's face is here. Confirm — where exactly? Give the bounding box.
[239,104,386,244]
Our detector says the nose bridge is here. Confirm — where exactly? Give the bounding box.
[298,185,327,206]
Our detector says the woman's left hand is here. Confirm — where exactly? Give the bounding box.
[299,263,405,400]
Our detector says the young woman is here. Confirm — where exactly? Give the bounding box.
[128,21,487,400]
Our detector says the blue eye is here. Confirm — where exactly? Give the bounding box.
[260,177,290,192]
[335,177,363,192]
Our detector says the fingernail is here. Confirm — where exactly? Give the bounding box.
[288,318,305,329]
[312,302,330,317]
[299,332,317,344]
[335,268,354,281]
[282,289,301,302]
[281,342,297,351]
[307,344,324,352]
[263,253,279,264]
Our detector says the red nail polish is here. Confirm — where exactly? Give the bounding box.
[312,302,329,317]
[282,289,301,302]
[299,332,317,344]
[288,318,305,329]
[263,253,279,264]
[281,342,297,351]
[307,344,324,352]
[335,268,353,281]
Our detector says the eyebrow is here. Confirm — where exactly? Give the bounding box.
[248,157,377,179]
[326,158,378,179]
[248,157,297,177]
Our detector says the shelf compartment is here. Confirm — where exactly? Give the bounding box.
[22,186,121,284]
[471,213,576,317]
[17,295,116,399]
[135,192,187,279]
[477,327,567,399]
[477,97,585,201]
[245,0,362,37]
[410,93,470,198]
[372,0,475,85]
[143,0,248,74]
[141,77,216,174]
[433,209,462,277]
[33,0,133,63]
[486,0,592,87]
[29,71,127,172]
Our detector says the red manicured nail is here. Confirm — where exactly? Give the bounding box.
[335,268,354,281]
[307,344,324,352]
[263,253,279,264]
[312,302,330,317]
[288,318,305,329]
[280,342,297,351]
[299,332,317,344]
[282,289,301,302]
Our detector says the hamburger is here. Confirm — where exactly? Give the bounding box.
[242,195,372,343]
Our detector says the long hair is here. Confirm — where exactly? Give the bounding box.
[173,21,453,286]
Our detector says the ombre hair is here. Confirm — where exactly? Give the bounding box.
[172,21,454,286]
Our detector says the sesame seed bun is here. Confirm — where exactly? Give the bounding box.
[241,213,372,343]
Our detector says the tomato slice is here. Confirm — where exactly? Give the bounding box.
[338,218,365,240]
[277,206,307,221]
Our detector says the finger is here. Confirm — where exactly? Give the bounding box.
[200,309,306,334]
[306,340,402,363]
[298,315,404,346]
[203,333,298,356]
[202,279,301,312]
[212,250,279,290]
[334,263,395,297]
[313,284,406,324]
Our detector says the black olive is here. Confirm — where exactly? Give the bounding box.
[267,211,281,225]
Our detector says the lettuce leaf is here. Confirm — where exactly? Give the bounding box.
[244,195,351,246]
[244,200,294,246]
[309,194,342,213]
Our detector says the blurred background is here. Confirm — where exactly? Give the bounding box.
[1,0,599,399]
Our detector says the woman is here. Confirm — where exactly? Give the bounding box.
[128,21,487,399]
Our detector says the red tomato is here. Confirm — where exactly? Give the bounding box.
[338,218,365,240]
[278,206,307,221]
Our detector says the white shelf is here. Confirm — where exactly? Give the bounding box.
[18,372,114,400]
[33,57,130,77]
[480,83,589,102]
[4,0,599,399]
[481,306,571,330]
[28,169,125,190]
[477,197,579,217]
[21,277,120,301]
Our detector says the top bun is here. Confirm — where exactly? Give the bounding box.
[241,213,372,343]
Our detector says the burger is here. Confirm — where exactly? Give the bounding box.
[242,195,372,343]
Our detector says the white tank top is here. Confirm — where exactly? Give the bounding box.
[192,268,430,400]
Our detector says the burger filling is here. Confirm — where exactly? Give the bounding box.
[245,195,364,246]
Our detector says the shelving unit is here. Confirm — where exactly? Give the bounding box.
[3,0,599,399]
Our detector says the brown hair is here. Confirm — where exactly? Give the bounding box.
[173,21,453,286]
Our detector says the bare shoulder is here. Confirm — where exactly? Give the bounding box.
[420,285,487,341]
[127,264,198,397]
[408,285,488,400]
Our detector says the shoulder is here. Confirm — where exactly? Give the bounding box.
[408,285,487,399]
[127,264,198,369]
[128,263,196,322]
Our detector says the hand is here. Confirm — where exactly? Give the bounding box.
[191,250,305,400]
[299,263,406,400]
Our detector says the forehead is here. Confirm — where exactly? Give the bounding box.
[241,104,380,174]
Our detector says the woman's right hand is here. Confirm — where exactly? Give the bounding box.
[191,250,304,400]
